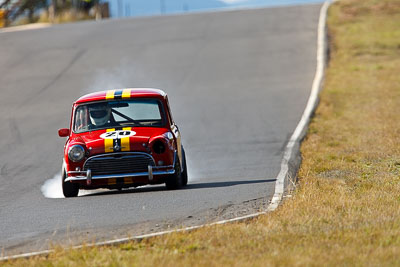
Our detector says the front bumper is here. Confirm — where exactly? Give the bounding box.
[65,151,176,186]
[65,165,175,184]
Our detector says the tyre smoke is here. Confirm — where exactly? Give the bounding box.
[41,172,64,198]
[41,172,107,198]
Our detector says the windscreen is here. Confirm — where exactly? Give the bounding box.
[74,99,165,133]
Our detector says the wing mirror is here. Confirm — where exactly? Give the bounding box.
[58,128,70,137]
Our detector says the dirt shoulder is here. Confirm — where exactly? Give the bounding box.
[5,0,400,265]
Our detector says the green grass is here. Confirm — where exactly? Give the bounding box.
[4,0,400,265]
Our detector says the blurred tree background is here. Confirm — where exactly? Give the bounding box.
[0,0,103,27]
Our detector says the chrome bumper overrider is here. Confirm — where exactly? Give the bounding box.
[65,165,175,184]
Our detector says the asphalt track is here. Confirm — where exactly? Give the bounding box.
[0,4,321,255]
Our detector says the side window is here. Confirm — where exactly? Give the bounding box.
[74,106,89,132]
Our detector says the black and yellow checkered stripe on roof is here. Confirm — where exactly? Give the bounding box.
[105,89,131,100]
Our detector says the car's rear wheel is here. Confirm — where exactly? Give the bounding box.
[181,147,188,186]
[62,170,79,198]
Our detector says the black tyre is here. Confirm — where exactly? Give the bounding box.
[62,170,79,198]
[181,147,188,186]
[165,158,183,190]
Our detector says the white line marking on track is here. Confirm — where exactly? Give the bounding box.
[0,0,332,261]
[267,0,330,212]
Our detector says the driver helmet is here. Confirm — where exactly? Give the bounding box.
[89,103,111,126]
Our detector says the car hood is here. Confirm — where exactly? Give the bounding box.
[71,127,169,156]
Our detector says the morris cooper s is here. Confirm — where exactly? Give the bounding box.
[58,88,188,197]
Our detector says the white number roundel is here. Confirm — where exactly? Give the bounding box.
[100,130,136,139]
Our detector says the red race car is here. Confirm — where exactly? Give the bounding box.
[58,88,188,197]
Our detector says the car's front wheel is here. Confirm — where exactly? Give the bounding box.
[62,170,79,198]
[165,159,183,190]
[165,147,188,189]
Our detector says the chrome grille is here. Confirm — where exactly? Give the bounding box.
[84,153,155,176]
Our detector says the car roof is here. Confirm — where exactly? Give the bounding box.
[75,88,167,104]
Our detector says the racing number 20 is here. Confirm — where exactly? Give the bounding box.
[101,130,136,139]
[105,131,131,138]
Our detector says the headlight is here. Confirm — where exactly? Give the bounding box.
[152,140,166,154]
[68,145,85,162]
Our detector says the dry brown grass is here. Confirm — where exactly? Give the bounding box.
[4,0,400,266]
[37,10,94,24]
